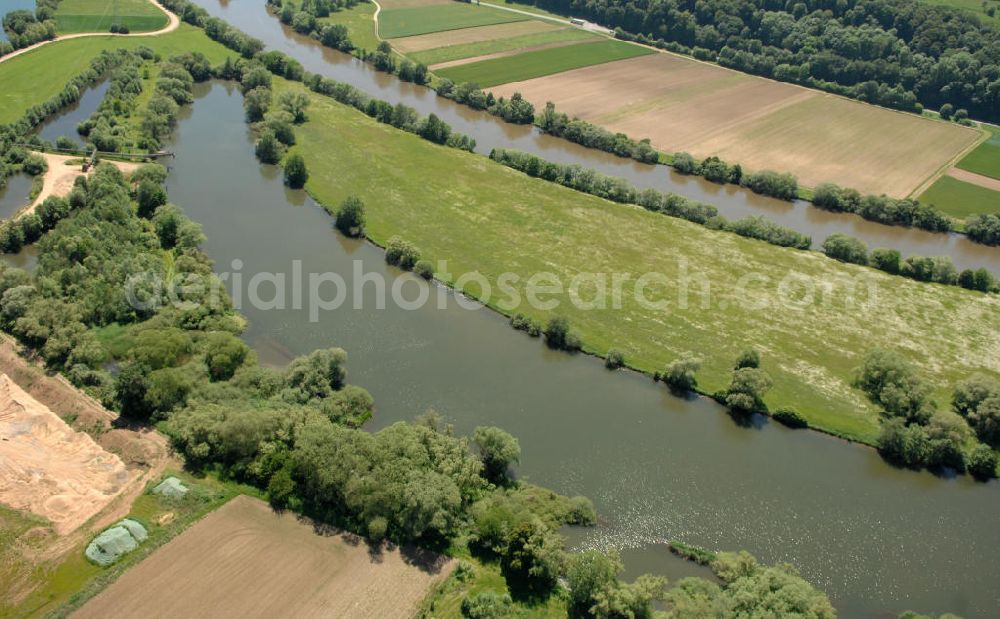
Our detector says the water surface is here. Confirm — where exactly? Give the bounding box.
[164,81,1000,619]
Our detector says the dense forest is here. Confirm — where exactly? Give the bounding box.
[520,0,1000,121]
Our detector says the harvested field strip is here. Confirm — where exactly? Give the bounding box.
[919,174,1000,219]
[391,19,561,53]
[74,495,453,619]
[436,39,654,88]
[377,0,451,8]
[378,3,530,39]
[407,26,597,64]
[490,52,982,196]
[277,78,1000,442]
[947,168,1000,192]
[429,38,592,69]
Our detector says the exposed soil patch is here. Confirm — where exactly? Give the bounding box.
[947,167,1000,192]
[0,374,129,535]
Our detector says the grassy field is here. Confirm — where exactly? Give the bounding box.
[378,3,530,38]
[316,2,381,51]
[55,0,168,34]
[408,26,598,66]
[74,495,452,619]
[491,53,983,197]
[919,174,1000,218]
[436,39,654,87]
[276,78,1000,444]
[957,125,1000,180]
[0,24,236,125]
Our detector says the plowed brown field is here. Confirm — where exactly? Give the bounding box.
[73,495,453,619]
[492,52,982,197]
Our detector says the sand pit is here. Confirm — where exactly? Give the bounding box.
[19,154,140,219]
[74,495,454,619]
[0,374,130,534]
[492,52,982,197]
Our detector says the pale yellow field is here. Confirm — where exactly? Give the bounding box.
[492,53,983,197]
[74,495,453,619]
[377,0,450,9]
[390,19,560,52]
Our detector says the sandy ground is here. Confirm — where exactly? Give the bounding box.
[74,495,454,619]
[947,167,1000,192]
[0,338,171,607]
[0,0,179,66]
[390,19,560,52]
[20,153,140,217]
[0,374,129,535]
[492,52,982,197]
[430,37,585,69]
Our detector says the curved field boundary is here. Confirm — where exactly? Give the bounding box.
[0,0,179,66]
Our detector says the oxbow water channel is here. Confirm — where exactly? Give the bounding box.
[190,0,1000,275]
[161,80,1000,618]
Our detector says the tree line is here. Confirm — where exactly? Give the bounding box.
[490,147,811,249]
[822,233,997,293]
[520,0,1000,122]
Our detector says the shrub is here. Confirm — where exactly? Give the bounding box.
[334,195,365,237]
[543,316,580,351]
[967,444,998,480]
[725,367,772,413]
[474,426,521,484]
[460,591,518,619]
[283,153,308,188]
[413,260,434,280]
[772,407,808,428]
[510,313,541,337]
[662,353,701,392]
[384,236,420,270]
[734,348,760,369]
[855,349,936,425]
[822,233,869,265]
[255,131,283,164]
[605,348,625,369]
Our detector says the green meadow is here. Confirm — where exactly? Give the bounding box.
[919,174,1000,219]
[957,125,1000,180]
[378,3,530,38]
[55,0,168,34]
[435,39,654,87]
[276,78,1000,444]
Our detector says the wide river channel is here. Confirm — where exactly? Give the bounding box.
[160,77,1000,618]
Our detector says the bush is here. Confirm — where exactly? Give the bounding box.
[662,353,701,392]
[822,233,869,265]
[474,426,521,484]
[510,313,541,337]
[333,195,365,237]
[967,444,998,480]
[734,348,760,369]
[413,260,434,280]
[255,131,283,164]
[605,348,625,369]
[855,349,936,424]
[772,407,808,428]
[384,236,420,270]
[460,591,519,619]
[543,316,580,351]
[725,367,772,413]
[283,153,308,188]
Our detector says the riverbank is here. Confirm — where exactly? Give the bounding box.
[272,76,1000,446]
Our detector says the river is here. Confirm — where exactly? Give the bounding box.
[188,0,1000,275]
[160,80,1000,618]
